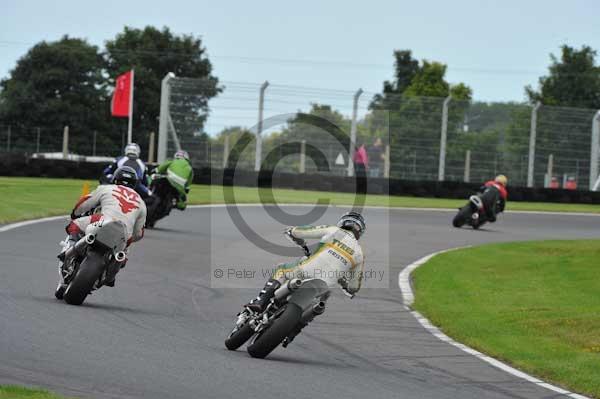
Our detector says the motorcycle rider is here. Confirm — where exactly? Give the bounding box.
[479,174,508,222]
[245,211,366,313]
[55,166,147,298]
[102,142,151,199]
[150,150,194,210]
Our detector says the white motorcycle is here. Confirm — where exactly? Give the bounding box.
[225,245,331,359]
[56,218,128,305]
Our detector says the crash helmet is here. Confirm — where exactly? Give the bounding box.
[337,211,366,239]
[112,166,138,189]
[174,150,190,161]
[495,174,508,186]
[124,143,141,159]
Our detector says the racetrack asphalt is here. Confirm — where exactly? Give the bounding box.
[1,205,599,399]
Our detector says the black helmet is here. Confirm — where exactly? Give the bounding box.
[337,211,366,239]
[112,166,138,189]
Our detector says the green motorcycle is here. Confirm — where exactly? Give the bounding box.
[144,158,193,228]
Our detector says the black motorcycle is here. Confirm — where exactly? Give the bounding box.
[452,194,488,229]
[224,246,330,359]
[57,219,128,305]
[144,175,181,228]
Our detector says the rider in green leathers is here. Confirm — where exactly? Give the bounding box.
[152,150,194,210]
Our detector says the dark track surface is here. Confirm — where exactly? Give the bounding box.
[1,206,599,399]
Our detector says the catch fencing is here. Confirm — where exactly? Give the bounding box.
[2,75,600,190]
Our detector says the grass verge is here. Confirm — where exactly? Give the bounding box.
[0,176,599,224]
[412,240,600,398]
[0,385,72,399]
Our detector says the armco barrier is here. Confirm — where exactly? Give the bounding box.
[1,154,599,204]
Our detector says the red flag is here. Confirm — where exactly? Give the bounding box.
[111,71,133,117]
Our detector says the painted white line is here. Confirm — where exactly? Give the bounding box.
[0,215,67,233]
[399,249,591,399]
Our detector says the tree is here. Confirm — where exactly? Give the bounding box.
[526,45,600,109]
[370,50,419,110]
[105,26,222,156]
[0,36,109,153]
[373,56,472,179]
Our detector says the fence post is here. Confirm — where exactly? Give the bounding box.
[158,72,175,163]
[545,154,554,187]
[148,132,155,163]
[589,110,600,190]
[36,127,41,153]
[62,126,69,160]
[438,96,451,181]
[92,130,97,156]
[299,139,306,173]
[464,150,471,182]
[254,81,269,172]
[527,102,541,187]
[222,134,230,169]
[384,144,390,178]
[6,126,11,152]
[347,88,363,177]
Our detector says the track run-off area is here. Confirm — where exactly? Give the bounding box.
[1,205,599,399]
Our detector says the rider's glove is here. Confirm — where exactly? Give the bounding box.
[284,227,306,247]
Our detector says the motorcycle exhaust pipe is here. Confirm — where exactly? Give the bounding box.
[114,251,127,263]
[300,301,327,324]
[85,234,96,245]
[63,236,90,260]
[312,301,326,315]
[274,278,302,301]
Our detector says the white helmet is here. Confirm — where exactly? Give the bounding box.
[124,143,141,159]
[174,150,190,161]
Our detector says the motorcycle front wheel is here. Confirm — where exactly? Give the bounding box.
[225,322,254,351]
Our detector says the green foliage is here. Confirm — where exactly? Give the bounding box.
[0,36,109,153]
[414,240,600,397]
[0,385,73,399]
[450,83,473,101]
[370,50,420,110]
[0,27,221,158]
[522,45,600,186]
[526,45,600,108]
[368,51,474,179]
[404,61,450,98]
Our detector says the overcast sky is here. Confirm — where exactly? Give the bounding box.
[2,0,599,133]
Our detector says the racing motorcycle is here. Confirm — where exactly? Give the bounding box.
[224,246,330,359]
[144,173,186,228]
[452,194,487,229]
[56,218,128,305]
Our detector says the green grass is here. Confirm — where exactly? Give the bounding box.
[0,176,599,224]
[0,385,73,399]
[412,240,600,398]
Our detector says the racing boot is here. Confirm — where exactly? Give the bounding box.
[245,279,281,313]
[55,233,80,299]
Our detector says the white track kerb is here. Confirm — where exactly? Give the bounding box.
[0,206,596,399]
[399,249,591,399]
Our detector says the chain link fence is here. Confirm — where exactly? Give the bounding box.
[3,77,600,190]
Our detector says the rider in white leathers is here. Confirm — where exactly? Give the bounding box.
[246,211,366,313]
[56,166,146,297]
